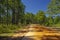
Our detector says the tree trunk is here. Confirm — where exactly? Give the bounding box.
[12,8,16,24]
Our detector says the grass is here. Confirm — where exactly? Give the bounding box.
[0,24,24,36]
[52,23,60,27]
[0,33,15,36]
[55,23,60,27]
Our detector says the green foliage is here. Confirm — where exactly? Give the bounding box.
[35,11,46,24]
[24,12,35,24]
[46,0,60,26]
[0,0,25,24]
[0,24,21,33]
[52,23,60,27]
[54,16,60,24]
[48,16,54,26]
[24,11,46,25]
[48,0,60,15]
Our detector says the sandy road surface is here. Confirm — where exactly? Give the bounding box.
[12,24,60,40]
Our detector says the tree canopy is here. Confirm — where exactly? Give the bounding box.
[48,0,60,15]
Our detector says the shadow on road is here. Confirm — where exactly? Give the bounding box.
[0,36,60,40]
[42,35,60,40]
[0,36,34,40]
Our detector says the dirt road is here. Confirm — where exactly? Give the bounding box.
[12,24,60,40]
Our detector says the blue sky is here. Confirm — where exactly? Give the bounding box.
[22,0,51,14]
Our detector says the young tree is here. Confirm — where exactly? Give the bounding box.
[54,16,60,24]
[35,11,46,25]
[24,12,34,24]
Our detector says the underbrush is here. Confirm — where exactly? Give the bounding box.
[52,24,60,27]
[0,24,23,34]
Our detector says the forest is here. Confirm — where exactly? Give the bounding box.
[0,0,60,33]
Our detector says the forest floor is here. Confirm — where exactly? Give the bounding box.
[0,24,60,40]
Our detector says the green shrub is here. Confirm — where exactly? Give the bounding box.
[0,24,21,33]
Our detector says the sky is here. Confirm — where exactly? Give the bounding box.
[22,0,51,14]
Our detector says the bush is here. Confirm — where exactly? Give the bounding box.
[0,24,21,33]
